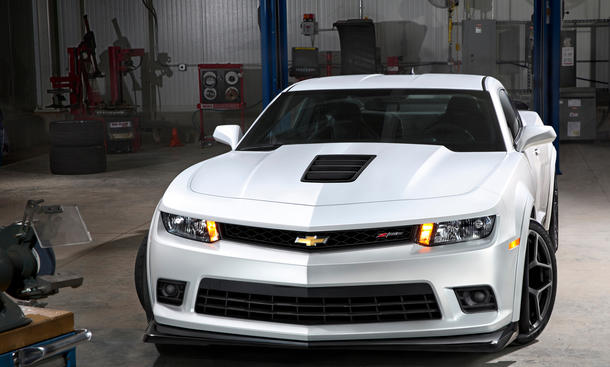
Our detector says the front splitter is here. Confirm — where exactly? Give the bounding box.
[144,321,518,353]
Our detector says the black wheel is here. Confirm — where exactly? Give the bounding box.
[50,120,105,146]
[516,220,557,344]
[33,241,56,275]
[134,234,153,321]
[50,145,106,175]
[549,177,559,251]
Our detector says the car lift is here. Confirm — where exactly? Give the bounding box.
[259,0,288,108]
[533,0,561,172]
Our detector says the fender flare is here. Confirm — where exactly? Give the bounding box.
[511,194,535,322]
[543,148,557,230]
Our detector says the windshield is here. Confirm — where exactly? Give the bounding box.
[237,89,505,152]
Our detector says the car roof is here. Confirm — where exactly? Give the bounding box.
[288,73,487,92]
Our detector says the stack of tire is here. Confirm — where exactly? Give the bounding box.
[49,120,106,175]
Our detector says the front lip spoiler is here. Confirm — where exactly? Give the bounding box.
[144,321,519,352]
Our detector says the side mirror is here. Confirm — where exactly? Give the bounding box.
[516,124,556,152]
[213,125,243,150]
[518,110,541,127]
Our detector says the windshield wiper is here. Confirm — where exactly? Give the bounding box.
[238,143,283,151]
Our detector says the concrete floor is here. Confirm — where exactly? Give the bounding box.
[1,142,609,366]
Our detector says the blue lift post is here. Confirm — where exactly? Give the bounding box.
[259,0,288,108]
[533,0,562,172]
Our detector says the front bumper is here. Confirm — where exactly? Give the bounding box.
[145,321,518,352]
[148,209,521,344]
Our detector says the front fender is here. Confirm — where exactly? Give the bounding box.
[511,189,535,322]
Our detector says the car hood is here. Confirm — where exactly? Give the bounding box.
[189,143,506,206]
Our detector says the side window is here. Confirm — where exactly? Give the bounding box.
[498,90,522,140]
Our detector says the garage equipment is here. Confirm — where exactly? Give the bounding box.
[290,13,320,80]
[47,15,144,156]
[386,56,400,74]
[49,120,106,175]
[0,200,91,365]
[290,48,320,79]
[300,13,318,47]
[0,199,90,331]
[47,15,103,114]
[462,20,497,76]
[559,30,576,88]
[559,87,597,140]
[196,64,245,145]
[333,19,378,74]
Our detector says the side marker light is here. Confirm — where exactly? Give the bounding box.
[508,238,520,250]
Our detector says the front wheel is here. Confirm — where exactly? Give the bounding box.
[516,220,558,344]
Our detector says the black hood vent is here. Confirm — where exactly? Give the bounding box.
[301,155,376,183]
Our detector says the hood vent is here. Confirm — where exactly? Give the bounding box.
[301,155,376,183]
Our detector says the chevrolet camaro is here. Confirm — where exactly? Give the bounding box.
[135,74,558,353]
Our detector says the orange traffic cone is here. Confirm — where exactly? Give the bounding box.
[169,128,183,147]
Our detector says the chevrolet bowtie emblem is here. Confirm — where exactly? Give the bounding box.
[295,235,328,247]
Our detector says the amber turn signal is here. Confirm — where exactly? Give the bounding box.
[418,223,436,246]
[508,238,520,250]
[206,220,219,242]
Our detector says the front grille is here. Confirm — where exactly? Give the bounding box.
[195,279,441,325]
[301,155,376,182]
[220,223,416,250]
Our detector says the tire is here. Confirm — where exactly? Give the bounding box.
[154,343,182,356]
[50,120,105,146]
[516,220,558,344]
[549,177,559,251]
[155,343,205,356]
[50,145,106,175]
[134,233,153,322]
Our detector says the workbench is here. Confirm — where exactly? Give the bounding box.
[0,306,90,367]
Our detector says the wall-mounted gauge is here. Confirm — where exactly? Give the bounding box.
[203,72,217,87]
[225,71,239,85]
[225,87,239,102]
[203,87,217,101]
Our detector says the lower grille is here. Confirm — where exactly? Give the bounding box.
[195,279,441,325]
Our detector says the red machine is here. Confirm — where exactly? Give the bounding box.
[196,64,245,145]
[48,15,103,115]
[107,46,145,105]
[48,15,144,153]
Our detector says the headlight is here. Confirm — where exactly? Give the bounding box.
[417,216,495,246]
[161,212,219,243]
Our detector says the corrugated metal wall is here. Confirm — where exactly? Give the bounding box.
[40,0,609,112]
[155,0,261,110]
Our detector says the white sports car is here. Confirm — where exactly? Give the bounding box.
[136,74,558,353]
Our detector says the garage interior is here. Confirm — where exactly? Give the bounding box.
[0,0,609,366]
